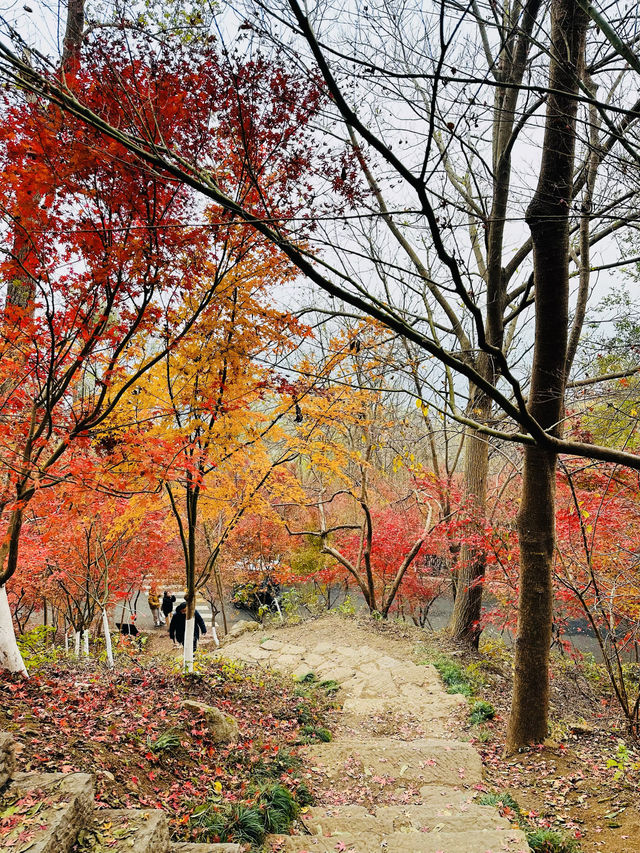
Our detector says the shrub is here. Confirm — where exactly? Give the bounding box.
[17,625,64,672]
[469,700,496,725]
[336,595,356,616]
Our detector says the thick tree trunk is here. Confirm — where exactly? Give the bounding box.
[506,0,588,752]
[0,585,27,675]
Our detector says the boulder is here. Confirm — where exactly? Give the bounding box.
[0,732,15,789]
[181,700,239,743]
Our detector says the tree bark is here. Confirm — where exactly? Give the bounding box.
[448,390,490,647]
[102,607,114,668]
[506,0,588,752]
[0,585,27,674]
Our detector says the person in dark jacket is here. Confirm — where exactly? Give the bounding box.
[161,591,176,626]
[169,601,207,651]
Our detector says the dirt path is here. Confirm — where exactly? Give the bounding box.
[213,615,529,853]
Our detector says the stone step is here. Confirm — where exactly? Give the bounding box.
[303,737,483,788]
[303,799,515,835]
[268,826,530,852]
[171,844,243,852]
[2,771,94,853]
[78,808,169,852]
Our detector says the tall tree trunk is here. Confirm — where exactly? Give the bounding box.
[506,0,588,752]
[449,386,490,647]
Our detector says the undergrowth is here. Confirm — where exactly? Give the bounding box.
[189,781,300,847]
[1,655,332,847]
[479,792,579,853]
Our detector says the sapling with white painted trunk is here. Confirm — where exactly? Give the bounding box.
[0,585,27,675]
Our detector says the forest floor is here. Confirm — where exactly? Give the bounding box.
[1,613,639,851]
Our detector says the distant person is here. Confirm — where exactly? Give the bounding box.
[161,591,176,626]
[148,589,161,627]
[169,601,207,651]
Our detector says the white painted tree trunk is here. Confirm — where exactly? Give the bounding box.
[0,585,27,675]
[83,629,89,656]
[64,632,69,653]
[211,622,219,648]
[102,609,114,667]
[74,631,81,656]
[183,617,195,673]
[273,596,284,623]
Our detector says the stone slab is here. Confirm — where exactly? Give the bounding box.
[304,801,516,835]
[171,844,243,852]
[83,808,170,852]
[4,771,95,853]
[267,828,529,852]
[259,640,283,651]
[303,738,483,788]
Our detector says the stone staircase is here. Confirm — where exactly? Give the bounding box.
[216,615,531,853]
[0,735,240,853]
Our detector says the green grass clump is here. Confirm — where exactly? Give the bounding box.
[256,747,301,780]
[479,793,579,852]
[295,701,314,726]
[469,700,496,725]
[293,780,314,807]
[319,679,340,694]
[147,728,181,754]
[478,791,521,813]
[526,828,580,853]
[293,671,317,683]
[17,626,64,673]
[226,804,265,846]
[189,782,299,848]
[301,724,332,742]
[432,656,473,696]
[257,783,299,833]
